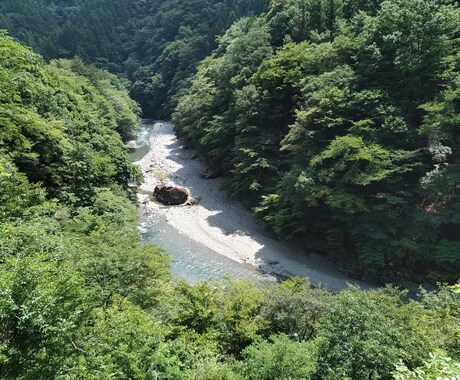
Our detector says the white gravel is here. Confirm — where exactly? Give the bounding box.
[135,121,374,291]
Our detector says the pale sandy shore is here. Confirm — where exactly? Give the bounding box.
[135,121,374,291]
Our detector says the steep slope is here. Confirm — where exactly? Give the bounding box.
[0,22,459,380]
[173,0,460,281]
[0,0,269,117]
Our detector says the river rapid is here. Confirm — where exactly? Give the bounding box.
[131,120,374,291]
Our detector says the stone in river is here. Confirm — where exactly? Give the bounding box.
[153,185,190,205]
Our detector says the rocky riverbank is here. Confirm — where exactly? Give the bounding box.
[135,121,374,291]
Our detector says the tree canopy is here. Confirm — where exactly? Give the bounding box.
[174,0,460,281]
[0,0,270,118]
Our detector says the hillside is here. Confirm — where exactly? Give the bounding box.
[0,1,459,378]
[173,0,460,282]
[0,0,269,117]
[4,0,458,282]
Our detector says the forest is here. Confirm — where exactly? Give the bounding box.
[2,0,456,283]
[0,0,268,117]
[0,0,459,378]
[173,0,460,282]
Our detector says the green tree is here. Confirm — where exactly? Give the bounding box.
[315,287,432,379]
[240,334,318,380]
[0,256,89,379]
[260,278,331,341]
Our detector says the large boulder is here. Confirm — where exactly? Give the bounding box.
[153,185,190,205]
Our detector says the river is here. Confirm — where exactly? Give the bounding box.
[131,120,374,291]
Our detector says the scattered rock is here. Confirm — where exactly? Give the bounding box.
[224,229,248,237]
[185,196,200,206]
[125,140,138,150]
[234,229,248,236]
[201,167,220,179]
[190,154,198,160]
[257,265,291,282]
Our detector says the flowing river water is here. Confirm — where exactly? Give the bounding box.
[131,121,266,284]
[131,120,374,290]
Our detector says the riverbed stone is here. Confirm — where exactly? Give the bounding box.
[153,185,190,205]
[125,140,138,150]
[201,167,220,179]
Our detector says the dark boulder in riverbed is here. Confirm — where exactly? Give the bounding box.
[153,185,193,205]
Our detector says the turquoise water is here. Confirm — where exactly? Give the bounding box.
[139,215,264,284]
[133,120,267,284]
[128,120,152,162]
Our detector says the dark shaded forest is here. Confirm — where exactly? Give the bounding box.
[0,0,459,378]
[0,0,269,117]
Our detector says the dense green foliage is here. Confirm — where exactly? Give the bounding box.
[0,32,169,377]
[0,32,459,379]
[5,0,458,280]
[0,0,269,117]
[174,0,460,281]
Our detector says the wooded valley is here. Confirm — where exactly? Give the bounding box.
[0,0,459,378]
